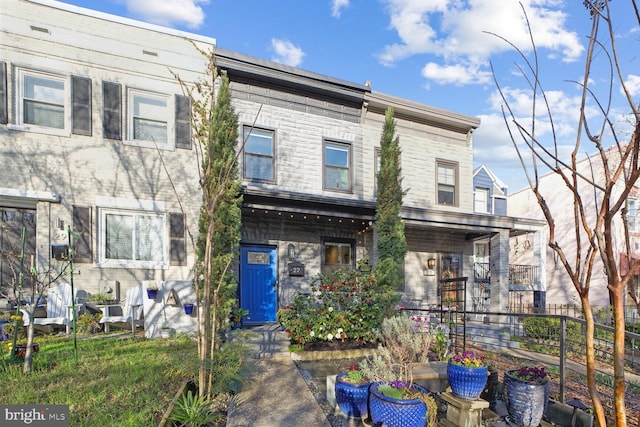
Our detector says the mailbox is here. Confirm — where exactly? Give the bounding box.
[51,244,69,261]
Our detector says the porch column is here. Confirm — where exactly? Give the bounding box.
[535,227,547,293]
[489,230,510,321]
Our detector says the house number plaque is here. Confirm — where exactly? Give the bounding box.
[288,262,305,277]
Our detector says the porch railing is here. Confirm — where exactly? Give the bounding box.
[508,264,540,288]
[473,263,541,288]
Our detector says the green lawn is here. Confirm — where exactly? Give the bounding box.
[0,333,199,426]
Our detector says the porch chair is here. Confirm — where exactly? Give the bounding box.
[21,282,74,334]
[99,284,143,334]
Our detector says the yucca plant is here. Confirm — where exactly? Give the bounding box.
[168,390,219,427]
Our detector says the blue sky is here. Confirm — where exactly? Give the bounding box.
[57,0,640,193]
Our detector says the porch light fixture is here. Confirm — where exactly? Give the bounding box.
[287,243,296,261]
[424,257,436,276]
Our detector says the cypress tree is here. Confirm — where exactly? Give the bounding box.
[373,107,407,313]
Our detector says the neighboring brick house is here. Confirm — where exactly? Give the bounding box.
[0,0,544,327]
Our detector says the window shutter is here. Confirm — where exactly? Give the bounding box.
[169,212,186,266]
[102,81,122,140]
[175,94,191,149]
[71,76,92,136]
[72,206,93,263]
[0,62,7,125]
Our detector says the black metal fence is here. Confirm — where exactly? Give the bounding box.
[403,307,640,425]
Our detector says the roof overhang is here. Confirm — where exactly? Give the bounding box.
[214,48,368,106]
[365,91,480,134]
[241,187,376,220]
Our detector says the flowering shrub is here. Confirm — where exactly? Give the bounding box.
[277,269,386,345]
[448,350,487,368]
[511,366,548,383]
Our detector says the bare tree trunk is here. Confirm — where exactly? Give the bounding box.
[581,294,607,427]
[198,218,214,398]
[22,309,37,374]
[610,288,628,426]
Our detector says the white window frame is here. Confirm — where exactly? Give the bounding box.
[474,187,489,213]
[323,139,352,192]
[243,126,275,182]
[126,88,171,149]
[13,68,69,136]
[98,207,167,269]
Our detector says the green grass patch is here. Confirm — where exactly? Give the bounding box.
[0,333,199,426]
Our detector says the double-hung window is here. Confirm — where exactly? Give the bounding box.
[437,161,458,206]
[20,70,66,130]
[100,209,165,267]
[474,187,489,213]
[243,127,274,182]
[128,89,168,146]
[324,140,351,192]
[12,68,92,136]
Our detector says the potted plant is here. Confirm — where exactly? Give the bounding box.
[334,365,370,419]
[358,316,437,427]
[503,365,549,427]
[447,350,489,400]
[159,324,174,339]
[87,293,116,304]
[230,306,249,329]
[146,285,158,300]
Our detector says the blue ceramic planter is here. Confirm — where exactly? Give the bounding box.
[0,320,9,341]
[334,373,370,419]
[369,382,429,427]
[503,369,549,427]
[184,304,194,315]
[447,361,488,400]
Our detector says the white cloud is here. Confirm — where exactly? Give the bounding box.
[623,75,640,98]
[124,0,208,29]
[270,39,306,67]
[378,0,584,86]
[422,62,491,85]
[331,0,349,18]
[488,87,588,137]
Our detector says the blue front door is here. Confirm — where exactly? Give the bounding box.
[240,245,277,323]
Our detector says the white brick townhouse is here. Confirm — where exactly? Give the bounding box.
[0,0,545,326]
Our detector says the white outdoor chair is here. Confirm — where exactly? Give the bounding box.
[21,283,74,334]
[99,284,143,334]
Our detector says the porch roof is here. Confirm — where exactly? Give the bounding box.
[241,188,546,237]
[241,188,376,220]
